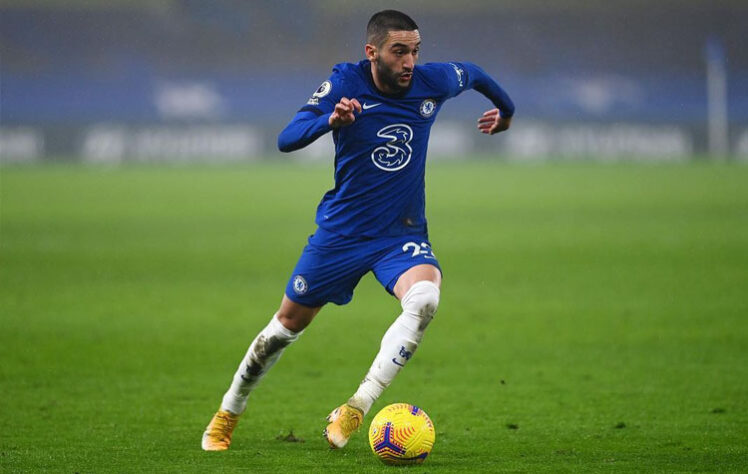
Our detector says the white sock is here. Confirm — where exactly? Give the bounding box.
[348,281,439,415]
[220,314,301,415]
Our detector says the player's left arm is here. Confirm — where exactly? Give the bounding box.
[477,108,512,135]
[438,62,515,135]
[461,63,514,135]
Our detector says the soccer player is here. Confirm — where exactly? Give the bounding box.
[202,9,514,451]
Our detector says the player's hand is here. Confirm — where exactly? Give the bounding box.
[477,108,512,135]
[329,97,362,128]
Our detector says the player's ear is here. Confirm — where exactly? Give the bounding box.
[365,43,377,62]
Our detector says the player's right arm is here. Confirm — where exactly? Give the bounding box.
[328,97,362,129]
[277,69,361,153]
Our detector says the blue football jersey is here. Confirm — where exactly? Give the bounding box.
[279,59,513,238]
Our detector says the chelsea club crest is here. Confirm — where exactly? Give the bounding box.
[292,275,308,295]
[420,99,436,118]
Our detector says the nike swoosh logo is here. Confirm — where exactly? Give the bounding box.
[362,102,382,110]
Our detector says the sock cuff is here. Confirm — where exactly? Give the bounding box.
[270,313,303,340]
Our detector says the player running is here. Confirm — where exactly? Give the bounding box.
[202,9,514,451]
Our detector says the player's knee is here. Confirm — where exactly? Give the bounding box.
[276,297,320,333]
[401,280,440,327]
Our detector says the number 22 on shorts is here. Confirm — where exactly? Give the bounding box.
[402,242,436,259]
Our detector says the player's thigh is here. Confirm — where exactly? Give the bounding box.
[372,236,442,298]
[285,229,371,308]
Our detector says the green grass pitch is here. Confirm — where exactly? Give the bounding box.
[1,161,747,472]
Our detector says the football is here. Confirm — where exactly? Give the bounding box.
[368,403,435,465]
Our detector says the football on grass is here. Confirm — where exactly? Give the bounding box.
[368,403,435,465]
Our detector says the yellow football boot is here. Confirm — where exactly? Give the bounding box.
[201,409,240,451]
[323,404,364,449]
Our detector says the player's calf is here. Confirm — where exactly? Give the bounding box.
[219,314,303,416]
[347,280,440,416]
[202,313,303,450]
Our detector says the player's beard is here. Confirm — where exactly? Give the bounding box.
[375,59,411,94]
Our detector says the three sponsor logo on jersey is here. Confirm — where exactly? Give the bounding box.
[371,124,413,172]
[369,100,435,172]
[306,80,439,173]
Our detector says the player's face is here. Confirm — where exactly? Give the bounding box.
[371,30,421,94]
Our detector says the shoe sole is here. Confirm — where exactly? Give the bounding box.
[202,432,229,451]
[324,408,351,449]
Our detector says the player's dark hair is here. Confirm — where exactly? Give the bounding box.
[367,10,418,47]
